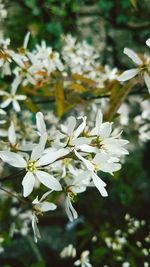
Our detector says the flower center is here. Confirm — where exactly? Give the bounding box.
[49,52,55,60]
[26,160,37,173]
[63,158,70,166]
[140,65,149,72]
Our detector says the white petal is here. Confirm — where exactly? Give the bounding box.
[0,151,26,168]
[19,143,35,151]
[96,110,103,133]
[31,133,47,161]
[102,138,129,155]
[101,162,121,174]
[92,172,108,197]
[73,116,86,139]
[0,129,7,137]
[74,150,94,171]
[35,170,62,191]
[0,108,6,115]
[124,48,143,65]
[32,214,41,243]
[36,112,47,135]
[11,77,21,94]
[40,202,57,212]
[0,90,9,96]
[16,95,27,100]
[90,110,103,136]
[40,190,53,201]
[0,120,6,125]
[22,171,35,197]
[8,122,16,145]
[73,170,91,185]
[67,116,76,135]
[100,122,112,139]
[74,260,80,266]
[79,144,97,153]
[72,137,90,146]
[12,100,20,112]
[117,69,139,82]
[146,38,150,47]
[65,197,78,222]
[36,148,68,166]
[144,72,150,93]
[32,196,39,205]
[23,32,30,49]
[1,98,11,108]
[12,54,25,68]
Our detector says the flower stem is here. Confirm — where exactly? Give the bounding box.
[0,185,28,205]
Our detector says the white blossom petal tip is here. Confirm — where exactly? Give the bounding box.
[35,170,62,191]
[146,38,150,47]
[0,151,26,168]
[124,48,143,65]
[22,172,35,197]
[117,68,139,82]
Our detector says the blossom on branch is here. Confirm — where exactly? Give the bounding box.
[117,39,150,93]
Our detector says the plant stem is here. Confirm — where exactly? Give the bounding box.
[0,185,28,205]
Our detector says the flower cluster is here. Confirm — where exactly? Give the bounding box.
[103,214,150,266]
[0,109,128,241]
[0,32,120,113]
[62,34,118,87]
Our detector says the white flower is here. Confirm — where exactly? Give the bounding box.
[74,150,120,197]
[122,262,130,267]
[0,38,12,76]
[8,121,17,147]
[82,110,129,156]
[0,87,26,112]
[74,150,107,196]
[65,196,78,222]
[64,170,91,221]
[36,111,47,136]
[60,244,76,258]
[11,32,30,68]
[117,45,150,93]
[59,115,88,148]
[32,40,64,74]
[62,34,98,75]
[74,250,92,267]
[0,134,65,197]
[32,192,57,242]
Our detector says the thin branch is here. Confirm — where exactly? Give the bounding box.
[33,89,148,104]
[0,169,26,182]
[0,185,28,204]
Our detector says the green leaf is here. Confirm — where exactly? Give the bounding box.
[54,81,65,117]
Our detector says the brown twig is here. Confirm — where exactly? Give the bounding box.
[0,185,28,204]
